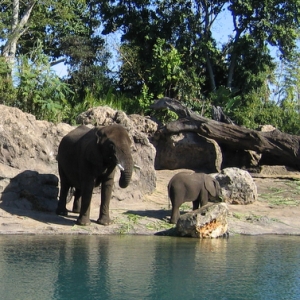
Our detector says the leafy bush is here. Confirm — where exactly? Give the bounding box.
[15,41,72,123]
[212,88,300,134]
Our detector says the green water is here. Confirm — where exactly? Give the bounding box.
[0,235,299,300]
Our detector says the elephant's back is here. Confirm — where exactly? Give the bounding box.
[62,125,92,143]
[169,171,195,183]
[58,126,94,151]
[168,171,194,192]
[57,125,94,164]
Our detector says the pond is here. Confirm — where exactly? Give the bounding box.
[0,235,299,300]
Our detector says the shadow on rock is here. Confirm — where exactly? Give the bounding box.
[155,228,178,236]
[0,170,74,226]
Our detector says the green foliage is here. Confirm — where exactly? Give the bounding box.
[137,84,154,115]
[15,40,72,123]
[280,100,300,135]
[116,213,143,234]
[228,0,299,61]
[130,84,177,123]
[149,38,203,100]
[212,88,300,134]
[0,58,16,105]
[65,87,126,125]
[228,34,276,95]
[209,86,234,109]
[259,180,300,206]
[0,0,300,131]
[7,0,94,60]
[182,97,212,118]
[145,220,175,231]
[150,38,185,98]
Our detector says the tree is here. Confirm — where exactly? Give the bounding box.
[99,0,300,99]
[99,0,227,98]
[1,0,114,117]
[0,0,94,71]
[1,0,36,71]
[226,0,299,92]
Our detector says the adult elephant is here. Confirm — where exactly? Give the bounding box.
[56,124,133,226]
[168,171,222,224]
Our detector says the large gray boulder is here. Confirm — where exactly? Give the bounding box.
[176,203,229,238]
[215,167,257,204]
[152,132,222,172]
[0,105,156,212]
[0,105,71,174]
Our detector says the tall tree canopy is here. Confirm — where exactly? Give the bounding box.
[0,0,105,67]
[0,0,112,102]
[99,0,299,99]
[0,0,299,133]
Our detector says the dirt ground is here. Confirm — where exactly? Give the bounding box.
[1,169,300,236]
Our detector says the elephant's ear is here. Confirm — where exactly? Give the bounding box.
[95,127,107,144]
[204,176,218,197]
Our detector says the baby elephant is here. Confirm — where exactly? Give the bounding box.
[168,172,222,224]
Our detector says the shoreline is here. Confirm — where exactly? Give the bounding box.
[1,170,300,237]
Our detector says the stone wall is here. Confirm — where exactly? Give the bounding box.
[0,105,157,211]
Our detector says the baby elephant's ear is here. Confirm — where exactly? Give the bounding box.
[204,176,218,197]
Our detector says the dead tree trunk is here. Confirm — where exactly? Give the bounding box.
[151,98,300,170]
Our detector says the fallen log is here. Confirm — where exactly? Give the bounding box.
[151,98,300,170]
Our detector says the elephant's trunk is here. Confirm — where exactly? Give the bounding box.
[117,152,133,188]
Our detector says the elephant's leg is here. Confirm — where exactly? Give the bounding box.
[170,202,181,224]
[97,173,115,225]
[76,183,94,226]
[72,189,82,213]
[192,199,200,210]
[170,194,182,224]
[56,171,70,216]
[200,190,209,207]
[168,185,182,224]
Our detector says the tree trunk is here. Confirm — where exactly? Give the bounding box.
[2,0,36,71]
[205,50,216,92]
[151,97,300,170]
[226,14,243,90]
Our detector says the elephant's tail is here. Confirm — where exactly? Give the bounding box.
[167,183,171,209]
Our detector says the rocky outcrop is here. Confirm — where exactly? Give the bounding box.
[215,168,257,204]
[153,132,222,172]
[221,148,262,169]
[251,165,300,177]
[176,203,229,238]
[0,105,156,212]
[0,105,71,174]
[77,107,158,136]
[1,170,58,212]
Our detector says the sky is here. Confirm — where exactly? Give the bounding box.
[51,62,68,77]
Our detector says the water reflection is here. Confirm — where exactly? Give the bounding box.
[0,235,299,300]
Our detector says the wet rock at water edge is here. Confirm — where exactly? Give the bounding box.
[176,203,229,238]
